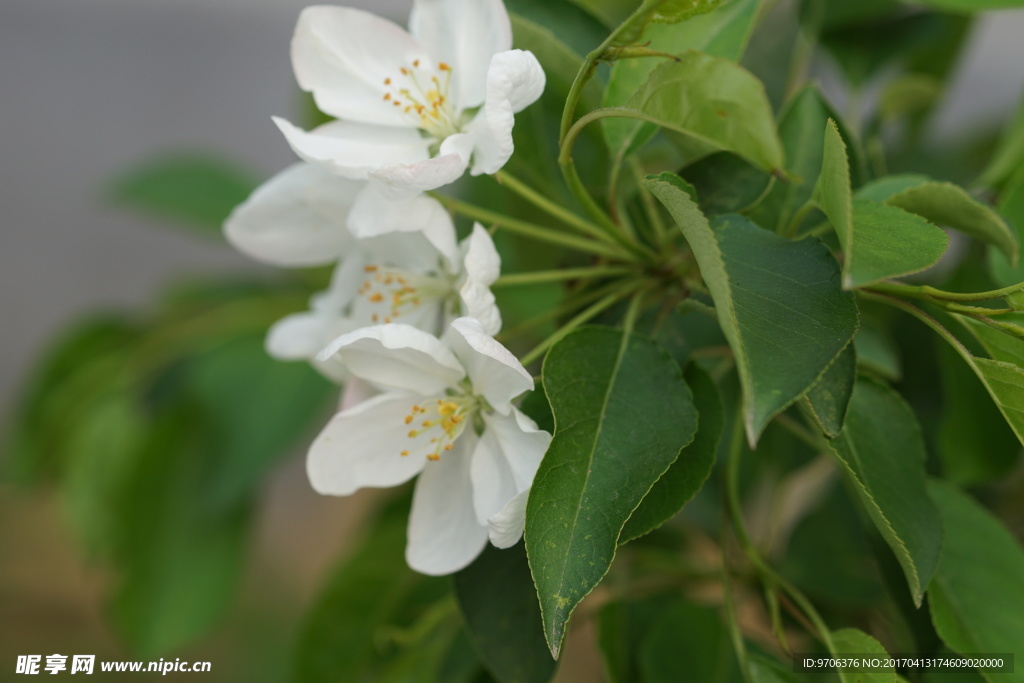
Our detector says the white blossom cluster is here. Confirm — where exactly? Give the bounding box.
[224,0,548,575]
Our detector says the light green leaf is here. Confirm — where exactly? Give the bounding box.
[955,314,1024,368]
[602,0,758,156]
[828,379,942,605]
[620,364,724,542]
[928,481,1024,683]
[750,656,800,683]
[526,327,698,657]
[967,357,1024,448]
[649,0,725,23]
[855,173,931,202]
[816,123,949,288]
[887,182,1018,265]
[109,154,258,238]
[646,175,858,444]
[847,199,949,287]
[623,52,784,173]
[802,344,856,438]
[832,628,896,683]
[750,85,863,233]
[454,544,556,683]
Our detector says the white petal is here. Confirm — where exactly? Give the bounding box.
[459,281,501,336]
[406,432,489,575]
[274,117,430,179]
[223,163,357,266]
[311,250,368,314]
[319,324,465,395]
[292,6,429,126]
[349,188,459,267]
[487,489,528,549]
[338,376,376,411]
[447,317,532,412]
[266,311,340,361]
[307,392,431,496]
[409,0,512,110]
[461,223,501,285]
[368,132,472,196]
[483,408,550,492]
[469,50,546,176]
[469,426,518,525]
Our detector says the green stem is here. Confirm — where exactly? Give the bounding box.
[725,409,836,653]
[721,525,756,683]
[773,413,828,451]
[870,280,1024,303]
[858,291,974,361]
[438,195,627,259]
[493,266,633,287]
[499,279,631,342]
[493,170,617,245]
[520,280,644,366]
[782,199,819,238]
[632,157,669,245]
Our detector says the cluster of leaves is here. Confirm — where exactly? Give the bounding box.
[6,0,1024,681]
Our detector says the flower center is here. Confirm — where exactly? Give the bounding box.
[401,396,476,461]
[382,60,461,140]
[355,264,453,324]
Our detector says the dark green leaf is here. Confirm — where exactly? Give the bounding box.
[980,95,1024,189]
[854,320,902,381]
[912,0,1024,12]
[928,481,1024,683]
[623,52,784,173]
[639,598,738,683]
[937,344,1020,486]
[828,379,942,605]
[802,343,856,438]
[507,0,609,57]
[295,503,449,683]
[620,363,724,542]
[683,152,772,216]
[987,167,1024,287]
[454,544,555,683]
[109,154,258,238]
[646,175,859,444]
[526,327,698,657]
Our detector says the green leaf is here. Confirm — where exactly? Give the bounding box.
[847,199,949,287]
[964,357,1024,449]
[928,481,1024,683]
[623,52,784,173]
[887,183,1018,265]
[937,344,1020,486]
[854,321,902,381]
[827,379,942,605]
[620,363,724,542]
[802,343,856,438]
[646,175,859,444]
[454,544,555,683]
[507,0,609,57]
[911,0,1024,12]
[987,167,1024,288]
[750,656,800,683]
[183,334,334,507]
[980,94,1024,189]
[526,327,698,657]
[648,0,725,23]
[955,314,1024,368]
[109,154,258,237]
[832,628,896,683]
[816,122,949,288]
[110,402,251,657]
[858,173,1018,264]
[638,598,738,683]
[295,503,449,683]
[601,0,758,156]
[683,152,772,216]
[750,85,863,234]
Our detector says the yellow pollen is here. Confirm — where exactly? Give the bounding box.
[408,430,418,438]
[404,415,413,424]
[383,93,391,101]
[438,62,451,71]
[444,444,454,451]
[422,420,434,427]
[393,100,402,107]
[371,314,379,323]
[364,265,378,272]
[384,77,392,85]
[427,454,440,461]
[412,59,420,67]
[369,293,384,303]
[400,67,409,75]
[400,450,409,456]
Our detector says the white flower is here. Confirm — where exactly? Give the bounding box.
[308,317,550,575]
[223,162,458,267]
[266,220,502,381]
[271,0,546,236]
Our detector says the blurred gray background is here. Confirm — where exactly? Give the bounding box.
[0,0,1021,677]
